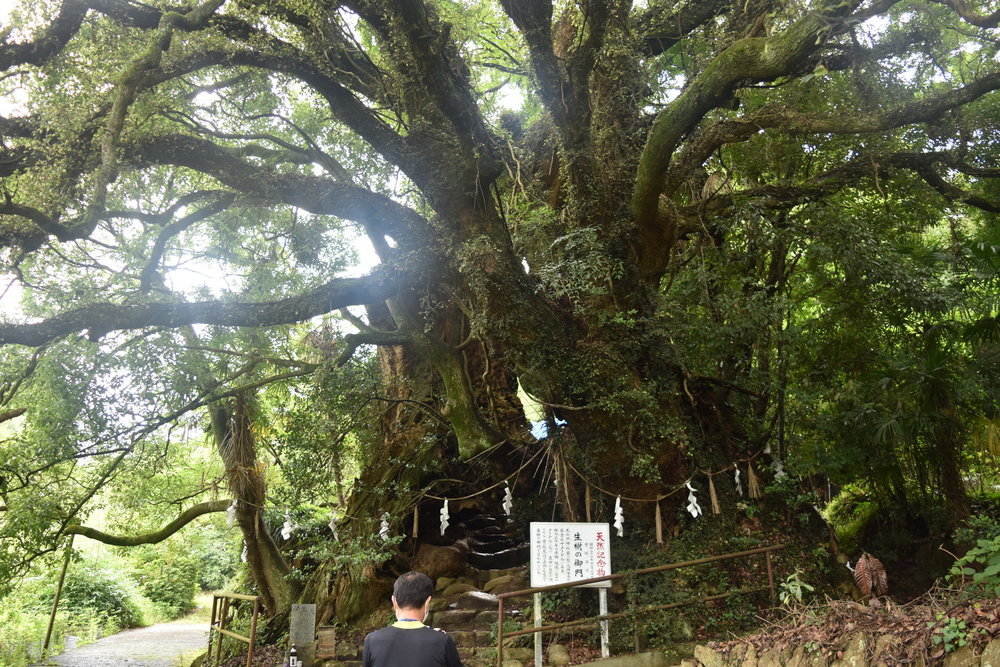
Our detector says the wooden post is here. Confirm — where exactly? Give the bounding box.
[207,595,218,659]
[246,598,259,667]
[42,534,74,659]
[496,595,505,667]
[215,597,230,665]
[766,550,776,602]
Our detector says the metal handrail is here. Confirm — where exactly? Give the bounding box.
[208,592,262,667]
[495,543,784,665]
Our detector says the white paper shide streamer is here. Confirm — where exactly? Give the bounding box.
[613,495,624,537]
[502,484,513,516]
[772,459,787,480]
[226,499,237,528]
[240,540,248,563]
[734,468,743,497]
[379,512,390,541]
[685,481,702,518]
[281,513,295,540]
[439,499,450,536]
[328,512,338,540]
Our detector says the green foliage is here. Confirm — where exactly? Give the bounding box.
[187,524,242,591]
[125,543,199,619]
[489,617,527,650]
[778,570,815,607]
[45,560,145,630]
[953,513,1000,546]
[822,484,878,554]
[0,607,49,667]
[0,550,165,665]
[947,536,1000,598]
[927,614,983,653]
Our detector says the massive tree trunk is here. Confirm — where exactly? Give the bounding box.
[210,395,296,617]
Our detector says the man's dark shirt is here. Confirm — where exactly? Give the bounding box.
[362,620,464,667]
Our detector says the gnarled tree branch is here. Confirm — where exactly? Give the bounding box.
[65,499,230,546]
[0,269,399,347]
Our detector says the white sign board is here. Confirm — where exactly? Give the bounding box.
[530,522,611,588]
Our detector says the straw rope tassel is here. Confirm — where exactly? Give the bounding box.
[412,506,419,538]
[747,463,762,499]
[655,502,663,543]
[585,483,592,522]
[708,474,721,515]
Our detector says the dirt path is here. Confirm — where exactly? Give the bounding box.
[37,622,208,667]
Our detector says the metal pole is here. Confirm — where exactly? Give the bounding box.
[598,588,609,658]
[533,592,542,667]
[498,544,785,600]
[42,534,74,659]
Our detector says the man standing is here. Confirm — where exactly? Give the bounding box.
[362,571,464,667]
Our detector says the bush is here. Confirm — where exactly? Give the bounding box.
[45,560,145,629]
[0,559,145,666]
[0,608,48,667]
[186,523,241,591]
[126,543,200,619]
[948,535,1000,597]
[954,513,1000,546]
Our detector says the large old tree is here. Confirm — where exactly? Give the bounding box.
[1,0,999,619]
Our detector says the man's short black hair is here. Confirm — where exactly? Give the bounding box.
[393,571,433,609]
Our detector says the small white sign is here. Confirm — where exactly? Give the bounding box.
[530,522,612,588]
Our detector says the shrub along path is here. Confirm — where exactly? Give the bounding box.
[34,621,208,667]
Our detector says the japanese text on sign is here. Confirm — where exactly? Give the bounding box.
[529,522,612,588]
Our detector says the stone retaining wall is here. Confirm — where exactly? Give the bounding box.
[684,633,1000,667]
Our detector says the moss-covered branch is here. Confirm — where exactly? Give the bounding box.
[65,500,231,547]
[632,0,860,231]
[0,0,87,71]
[0,270,399,347]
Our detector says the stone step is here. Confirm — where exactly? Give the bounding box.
[460,515,503,531]
[469,532,511,544]
[469,543,530,570]
[455,590,501,611]
[428,609,496,630]
[469,537,518,554]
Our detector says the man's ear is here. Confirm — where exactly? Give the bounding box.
[391,595,399,610]
[421,595,432,623]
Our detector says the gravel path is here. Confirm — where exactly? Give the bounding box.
[37,622,209,667]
